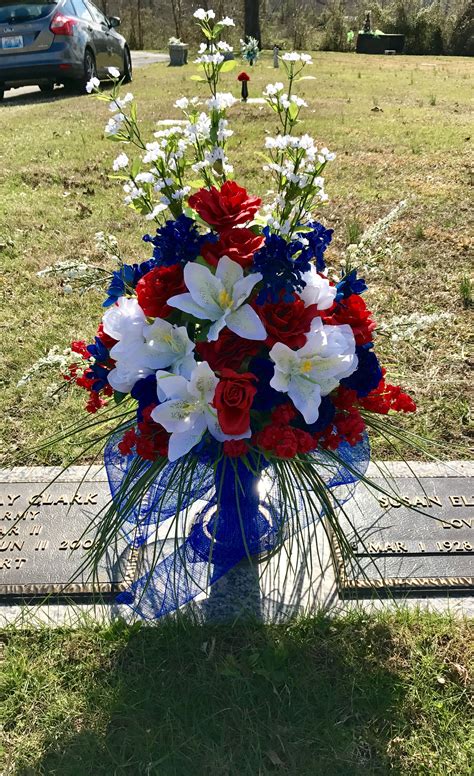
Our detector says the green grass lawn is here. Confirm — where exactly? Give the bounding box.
[0,52,472,465]
[2,610,473,775]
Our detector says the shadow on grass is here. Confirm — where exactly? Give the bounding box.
[15,614,407,776]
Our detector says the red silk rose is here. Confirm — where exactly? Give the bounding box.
[136,264,186,319]
[258,296,320,349]
[322,295,376,346]
[237,71,250,82]
[196,328,261,371]
[214,368,257,436]
[188,181,261,231]
[201,227,264,268]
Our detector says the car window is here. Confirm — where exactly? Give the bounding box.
[62,0,76,14]
[85,1,107,26]
[70,0,92,21]
[0,1,58,23]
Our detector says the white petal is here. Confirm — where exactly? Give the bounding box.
[167,292,211,320]
[300,267,336,310]
[102,297,146,341]
[188,361,218,403]
[167,430,204,461]
[215,255,243,291]
[173,353,197,379]
[143,317,173,341]
[155,371,189,402]
[151,400,196,433]
[232,272,262,306]
[208,315,228,342]
[107,364,152,393]
[269,341,300,372]
[183,262,223,317]
[269,369,290,393]
[109,336,146,362]
[226,305,267,340]
[288,376,322,424]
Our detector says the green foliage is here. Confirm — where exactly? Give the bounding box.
[449,0,474,56]
[320,2,350,52]
[2,611,473,775]
[368,0,473,56]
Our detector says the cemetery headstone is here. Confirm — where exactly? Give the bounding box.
[0,469,138,599]
[331,474,474,595]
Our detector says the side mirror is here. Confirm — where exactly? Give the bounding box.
[108,16,120,28]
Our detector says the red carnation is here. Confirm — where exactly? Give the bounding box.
[188,181,261,231]
[133,404,170,461]
[237,71,250,81]
[223,439,249,458]
[196,328,262,371]
[360,377,416,414]
[214,368,257,436]
[258,295,320,349]
[322,295,376,346]
[271,402,297,425]
[201,227,264,269]
[136,264,186,319]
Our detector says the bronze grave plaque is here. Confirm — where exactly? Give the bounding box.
[0,477,138,599]
[330,476,474,595]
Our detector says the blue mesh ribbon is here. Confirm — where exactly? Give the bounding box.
[104,435,370,619]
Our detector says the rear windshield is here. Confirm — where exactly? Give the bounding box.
[0,1,58,24]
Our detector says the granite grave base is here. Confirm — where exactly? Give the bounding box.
[0,461,472,627]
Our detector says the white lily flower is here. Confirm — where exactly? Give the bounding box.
[193,7,215,20]
[142,318,196,378]
[102,297,154,392]
[167,256,267,342]
[86,76,100,93]
[107,66,121,78]
[299,265,336,310]
[220,17,235,26]
[269,319,358,423]
[152,362,250,461]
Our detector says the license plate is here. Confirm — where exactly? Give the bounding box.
[1,35,24,49]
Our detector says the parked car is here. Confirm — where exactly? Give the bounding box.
[0,0,131,100]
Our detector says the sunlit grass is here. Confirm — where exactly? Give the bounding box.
[0,52,472,464]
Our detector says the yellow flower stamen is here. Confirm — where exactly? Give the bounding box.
[218,289,233,308]
[300,359,313,374]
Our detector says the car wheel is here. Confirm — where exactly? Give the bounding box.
[39,82,55,95]
[122,48,132,83]
[79,49,97,94]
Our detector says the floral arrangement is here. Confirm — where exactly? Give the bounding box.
[57,8,416,618]
[240,35,260,65]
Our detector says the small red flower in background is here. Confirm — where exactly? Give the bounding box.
[136,264,186,319]
[214,368,258,436]
[201,227,264,269]
[237,71,250,82]
[188,181,261,231]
